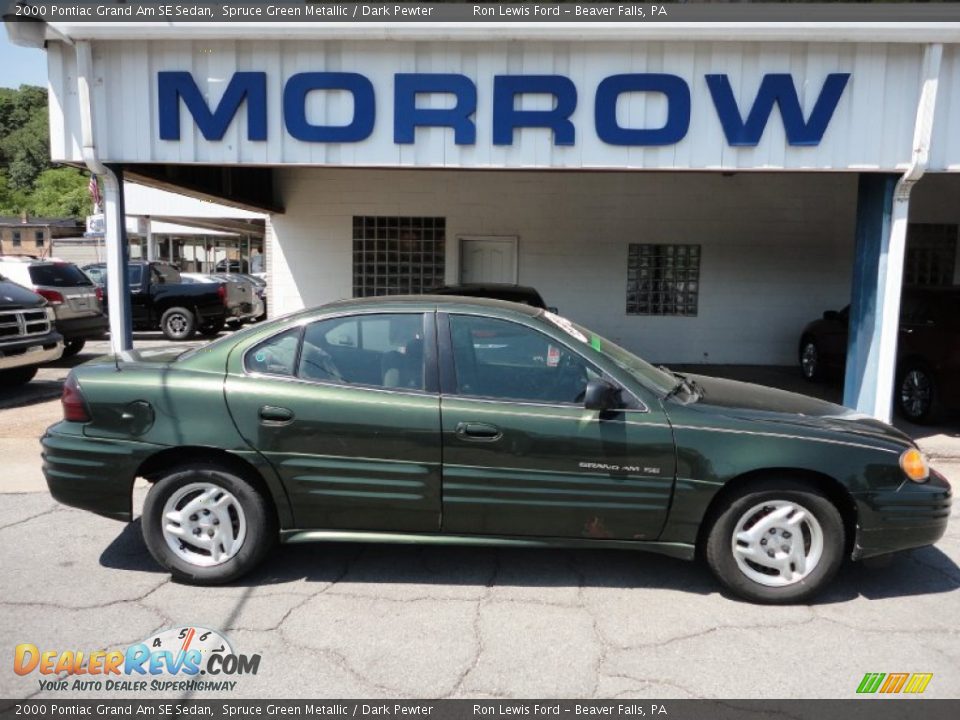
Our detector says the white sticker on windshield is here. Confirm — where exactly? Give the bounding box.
[543,311,589,343]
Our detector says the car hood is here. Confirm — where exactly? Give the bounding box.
[682,373,912,448]
[0,279,45,309]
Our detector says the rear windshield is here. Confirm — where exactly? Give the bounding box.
[28,264,94,287]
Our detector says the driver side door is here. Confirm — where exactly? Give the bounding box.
[438,313,676,541]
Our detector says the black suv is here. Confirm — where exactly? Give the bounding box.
[0,273,64,386]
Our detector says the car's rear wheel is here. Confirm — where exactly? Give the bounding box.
[799,338,821,381]
[705,480,844,604]
[0,366,38,386]
[62,339,86,358]
[142,464,276,584]
[160,307,196,341]
[897,363,939,424]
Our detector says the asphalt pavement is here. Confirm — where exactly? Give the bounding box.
[1,336,958,699]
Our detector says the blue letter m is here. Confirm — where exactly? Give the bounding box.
[159,71,267,141]
[706,73,850,147]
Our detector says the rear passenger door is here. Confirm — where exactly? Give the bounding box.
[224,311,442,532]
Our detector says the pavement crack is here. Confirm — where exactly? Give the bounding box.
[0,505,59,531]
[0,576,171,611]
[442,549,500,699]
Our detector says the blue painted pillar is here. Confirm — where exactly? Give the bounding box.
[843,173,900,417]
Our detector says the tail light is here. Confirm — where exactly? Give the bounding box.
[95,287,104,303]
[218,284,227,306]
[36,289,64,305]
[61,374,91,423]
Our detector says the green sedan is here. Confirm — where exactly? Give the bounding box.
[42,297,951,603]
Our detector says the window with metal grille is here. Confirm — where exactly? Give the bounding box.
[905,224,957,287]
[626,243,701,316]
[352,217,446,297]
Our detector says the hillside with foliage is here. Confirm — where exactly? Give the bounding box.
[0,84,90,220]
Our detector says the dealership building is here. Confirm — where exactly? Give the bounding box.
[6,18,960,420]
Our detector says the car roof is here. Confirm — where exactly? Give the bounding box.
[317,293,543,317]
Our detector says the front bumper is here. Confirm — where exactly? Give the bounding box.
[41,423,159,521]
[56,314,109,341]
[0,334,63,371]
[852,468,952,560]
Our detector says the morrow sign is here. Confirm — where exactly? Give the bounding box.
[158,71,851,148]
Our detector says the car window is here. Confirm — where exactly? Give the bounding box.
[299,313,425,390]
[449,315,600,404]
[245,328,301,376]
[28,264,94,287]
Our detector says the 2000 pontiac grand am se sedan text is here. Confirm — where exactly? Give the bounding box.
[41,297,951,603]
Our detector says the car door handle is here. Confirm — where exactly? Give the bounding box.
[455,422,502,442]
[259,406,295,425]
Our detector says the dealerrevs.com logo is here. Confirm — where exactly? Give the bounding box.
[14,626,260,693]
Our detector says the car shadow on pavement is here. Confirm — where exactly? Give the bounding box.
[99,520,959,601]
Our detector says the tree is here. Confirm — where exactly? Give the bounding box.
[28,167,91,219]
[0,85,91,219]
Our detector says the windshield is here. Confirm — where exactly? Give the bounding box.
[541,312,677,394]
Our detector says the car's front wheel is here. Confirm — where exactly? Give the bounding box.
[705,480,844,604]
[799,337,821,381]
[63,339,86,358]
[142,464,276,584]
[160,307,197,341]
[897,363,939,424]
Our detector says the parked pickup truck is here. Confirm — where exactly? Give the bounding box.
[0,273,63,386]
[83,261,237,341]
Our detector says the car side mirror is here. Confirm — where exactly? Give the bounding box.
[822,310,839,321]
[584,380,620,412]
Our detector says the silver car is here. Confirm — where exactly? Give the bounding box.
[0,258,108,357]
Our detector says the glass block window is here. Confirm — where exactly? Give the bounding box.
[905,224,957,287]
[626,243,701,316]
[352,217,446,297]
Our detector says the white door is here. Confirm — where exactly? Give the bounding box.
[459,236,519,284]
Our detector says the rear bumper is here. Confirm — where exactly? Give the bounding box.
[56,314,109,341]
[0,334,63,371]
[852,468,952,560]
[41,423,159,521]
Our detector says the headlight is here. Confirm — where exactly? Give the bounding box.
[45,306,56,320]
[900,447,930,483]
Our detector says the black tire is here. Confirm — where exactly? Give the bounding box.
[799,337,821,382]
[0,366,38,386]
[704,479,844,604]
[199,319,226,337]
[160,307,196,341]
[62,339,86,358]
[142,463,276,585]
[896,363,939,424]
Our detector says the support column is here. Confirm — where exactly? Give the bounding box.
[145,215,156,261]
[102,164,133,353]
[843,174,907,422]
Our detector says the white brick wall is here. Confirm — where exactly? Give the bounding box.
[268,168,863,365]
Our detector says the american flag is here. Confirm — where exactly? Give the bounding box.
[88,174,101,211]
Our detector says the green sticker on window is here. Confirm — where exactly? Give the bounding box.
[590,336,602,351]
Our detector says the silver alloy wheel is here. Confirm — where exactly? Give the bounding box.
[167,312,189,337]
[900,369,932,419]
[731,500,824,587]
[161,482,247,567]
[801,342,818,378]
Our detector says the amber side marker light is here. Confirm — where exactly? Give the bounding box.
[900,448,930,483]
